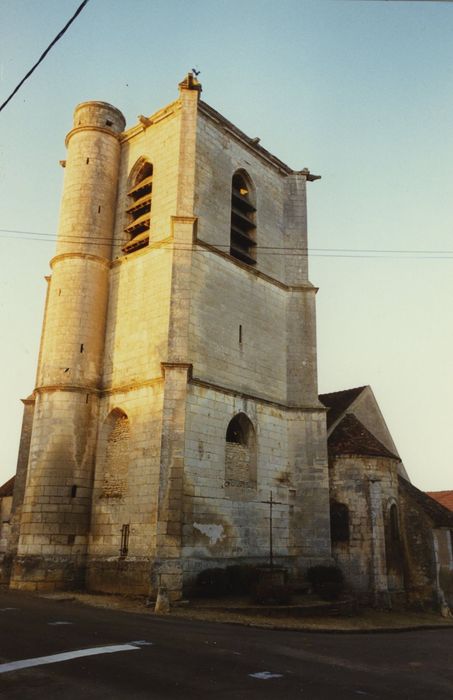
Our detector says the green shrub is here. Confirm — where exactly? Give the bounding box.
[225,565,260,595]
[253,582,293,605]
[306,565,344,600]
[195,568,228,597]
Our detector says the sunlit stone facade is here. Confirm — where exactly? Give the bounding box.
[9,75,331,597]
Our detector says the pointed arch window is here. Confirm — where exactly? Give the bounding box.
[389,503,400,541]
[225,412,257,495]
[230,171,256,265]
[123,162,153,253]
[330,501,350,543]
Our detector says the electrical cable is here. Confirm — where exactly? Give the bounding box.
[0,0,90,114]
[0,229,453,260]
[1,228,453,259]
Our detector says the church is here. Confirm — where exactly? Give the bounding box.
[3,74,453,608]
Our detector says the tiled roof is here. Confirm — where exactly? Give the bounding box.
[328,413,399,459]
[425,491,453,513]
[319,386,367,429]
[0,475,15,498]
[400,478,453,527]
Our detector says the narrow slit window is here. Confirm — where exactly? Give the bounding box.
[239,324,243,344]
[230,171,256,265]
[123,161,153,254]
[70,485,77,498]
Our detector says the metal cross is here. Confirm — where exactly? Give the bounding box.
[260,491,286,572]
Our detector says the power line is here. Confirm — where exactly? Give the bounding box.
[1,228,453,258]
[0,0,90,114]
[0,227,453,255]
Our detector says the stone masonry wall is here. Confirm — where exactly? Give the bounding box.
[182,383,330,585]
[195,111,288,283]
[86,100,184,594]
[329,455,401,597]
[112,104,181,257]
[87,383,164,594]
[192,108,319,407]
[398,484,437,606]
[11,102,125,592]
[225,443,251,486]
[189,251,288,403]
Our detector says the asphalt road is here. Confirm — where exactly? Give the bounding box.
[0,589,452,699]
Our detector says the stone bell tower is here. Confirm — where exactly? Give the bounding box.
[10,75,331,598]
[11,102,125,590]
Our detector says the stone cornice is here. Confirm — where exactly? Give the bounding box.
[111,235,174,267]
[120,100,181,143]
[190,375,326,413]
[65,125,122,147]
[161,362,193,378]
[35,376,165,397]
[34,384,98,395]
[50,252,110,269]
[101,376,164,395]
[198,102,321,181]
[195,238,317,293]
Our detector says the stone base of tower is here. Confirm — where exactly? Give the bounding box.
[86,557,152,596]
[84,557,183,601]
[9,555,86,593]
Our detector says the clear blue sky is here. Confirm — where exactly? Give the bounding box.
[1,0,452,490]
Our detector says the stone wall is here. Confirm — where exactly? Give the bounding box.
[398,483,438,606]
[0,496,12,553]
[329,454,402,600]
[181,383,330,586]
[189,250,288,403]
[112,102,181,257]
[11,79,330,598]
[86,383,164,594]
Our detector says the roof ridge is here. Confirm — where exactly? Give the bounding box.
[400,476,453,524]
[0,475,15,498]
[319,386,368,429]
[329,413,399,460]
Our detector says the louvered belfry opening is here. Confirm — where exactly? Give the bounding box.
[230,171,256,265]
[123,162,153,253]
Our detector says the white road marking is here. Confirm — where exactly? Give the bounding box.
[0,643,140,675]
[250,671,283,680]
[48,621,73,626]
[0,608,18,612]
[129,640,153,646]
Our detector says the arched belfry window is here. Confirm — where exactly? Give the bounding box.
[123,161,153,253]
[230,171,256,265]
[330,501,350,543]
[225,413,257,494]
